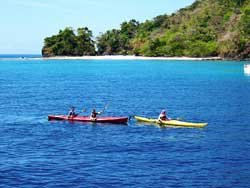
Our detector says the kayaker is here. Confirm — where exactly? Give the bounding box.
[90,109,102,120]
[158,110,169,121]
[68,106,77,118]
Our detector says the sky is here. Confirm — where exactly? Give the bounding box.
[0,0,195,54]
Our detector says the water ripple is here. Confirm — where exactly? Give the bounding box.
[0,60,249,187]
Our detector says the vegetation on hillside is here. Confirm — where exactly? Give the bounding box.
[96,19,139,55]
[42,0,250,60]
[42,27,95,57]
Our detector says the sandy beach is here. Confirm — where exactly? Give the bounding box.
[42,55,223,61]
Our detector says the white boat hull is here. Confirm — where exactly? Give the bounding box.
[244,64,250,74]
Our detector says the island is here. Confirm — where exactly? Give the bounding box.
[42,0,250,60]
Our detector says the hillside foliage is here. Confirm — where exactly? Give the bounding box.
[42,0,250,59]
[42,27,95,57]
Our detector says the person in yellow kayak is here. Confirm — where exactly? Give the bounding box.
[158,110,170,121]
[90,109,102,121]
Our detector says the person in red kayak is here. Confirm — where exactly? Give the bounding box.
[158,109,170,121]
[68,106,77,118]
[90,108,102,121]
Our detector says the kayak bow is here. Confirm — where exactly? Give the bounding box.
[134,116,207,128]
[48,115,128,124]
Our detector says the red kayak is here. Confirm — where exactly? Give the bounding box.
[48,115,128,124]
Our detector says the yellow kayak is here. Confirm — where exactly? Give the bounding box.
[134,116,207,128]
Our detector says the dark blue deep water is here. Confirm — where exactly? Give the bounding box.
[0,58,250,187]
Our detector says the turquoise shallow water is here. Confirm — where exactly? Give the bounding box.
[0,57,250,187]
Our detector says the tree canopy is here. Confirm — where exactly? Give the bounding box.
[42,0,250,60]
[95,0,250,59]
[96,19,139,55]
[42,27,95,57]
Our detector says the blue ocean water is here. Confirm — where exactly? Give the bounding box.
[0,57,250,187]
[0,54,41,59]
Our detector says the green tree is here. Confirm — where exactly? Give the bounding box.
[76,27,95,55]
[42,26,95,57]
[97,20,140,55]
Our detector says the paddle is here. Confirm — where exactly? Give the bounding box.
[176,117,183,121]
[129,115,134,120]
[101,104,109,114]
[76,107,87,115]
[129,111,148,121]
[158,119,164,126]
[67,106,88,118]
